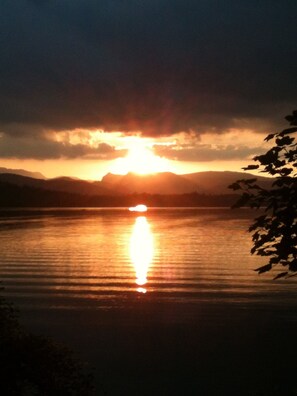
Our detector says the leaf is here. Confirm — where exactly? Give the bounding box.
[276,136,295,146]
[273,159,286,168]
[228,182,241,191]
[279,127,297,136]
[255,263,272,274]
[255,214,267,224]
[279,168,293,177]
[245,178,257,184]
[272,178,283,187]
[274,272,288,280]
[232,192,251,208]
[242,165,259,170]
[285,111,297,125]
[264,133,276,141]
[269,256,283,265]
[289,259,297,272]
[255,151,278,165]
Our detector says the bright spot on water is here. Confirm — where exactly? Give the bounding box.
[129,204,148,213]
[137,287,147,294]
[130,216,154,292]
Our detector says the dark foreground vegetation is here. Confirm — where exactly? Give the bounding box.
[0,181,238,207]
[0,288,93,396]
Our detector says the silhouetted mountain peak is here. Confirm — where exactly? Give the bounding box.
[0,167,45,179]
[101,171,200,194]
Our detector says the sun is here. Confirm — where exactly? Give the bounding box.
[110,140,170,175]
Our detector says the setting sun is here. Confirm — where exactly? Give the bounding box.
[110,140,170,175]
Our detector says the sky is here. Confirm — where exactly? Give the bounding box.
[0,0,297,180]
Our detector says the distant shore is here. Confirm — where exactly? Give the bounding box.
[0,180,238,207]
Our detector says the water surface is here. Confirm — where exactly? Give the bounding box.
[1,208,297,395]
[0,208,295,311]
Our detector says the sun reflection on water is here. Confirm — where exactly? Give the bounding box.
[130,216,154,292]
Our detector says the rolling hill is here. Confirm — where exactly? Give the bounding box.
[0,170,272,197]
[0,174,114,196]
[181,171,272,194]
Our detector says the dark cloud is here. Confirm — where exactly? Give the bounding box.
[0,0,297,149]
[0,132,126,160]
[154,142,264,162]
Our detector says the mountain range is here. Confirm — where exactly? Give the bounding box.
[101,171,272,195]
[0,168,271,197]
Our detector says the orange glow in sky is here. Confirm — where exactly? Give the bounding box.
[0,128,268,180]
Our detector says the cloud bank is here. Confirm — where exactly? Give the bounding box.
[0,0,297,160]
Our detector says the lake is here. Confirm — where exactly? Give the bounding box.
[1,208,297,395]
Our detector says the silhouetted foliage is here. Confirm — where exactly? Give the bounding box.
[0,285,93,395]
[229,110,297,278]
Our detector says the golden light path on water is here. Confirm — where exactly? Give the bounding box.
[130,215,154,293]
